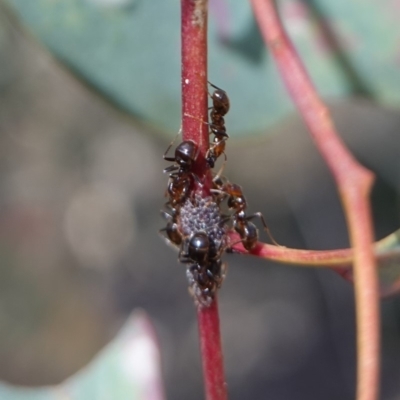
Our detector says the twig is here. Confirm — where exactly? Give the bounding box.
[198,299,228,400]
[181,1,227,399]
[181,0,210,187]
[250,1,380,400]
[228,232,400,269]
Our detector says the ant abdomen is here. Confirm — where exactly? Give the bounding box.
[235,220,258,251]
[209,84,230,116]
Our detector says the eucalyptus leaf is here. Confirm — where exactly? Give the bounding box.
[3,0,400,137]
[374,230,400,296]
[335,230,400,297]
[0,311,165,400]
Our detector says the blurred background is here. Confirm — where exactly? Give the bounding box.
[0,0,400,399]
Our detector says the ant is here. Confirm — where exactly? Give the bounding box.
[206,82,230,168]
[212,181,279,251]
[179,231,226,304]
[163,134,199,207]
[208,81,230,127]
[188,259,226,305]
[184,82,230,168]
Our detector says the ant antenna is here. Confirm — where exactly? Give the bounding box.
[250,212,281,247]
[164,126,182,159]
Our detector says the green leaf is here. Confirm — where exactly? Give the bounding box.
[3,0,400,137]
[336,230,400,297]
[375,231,400,296]
[0,311,165,400]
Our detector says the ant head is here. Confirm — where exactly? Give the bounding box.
[188,231,210,263]
[175,140,198,168]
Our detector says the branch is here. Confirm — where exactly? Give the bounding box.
[250,1,380,400]
[181,1,227,399]
[197,298,228,400]
[181,0,210,187]
[228,231,400,269]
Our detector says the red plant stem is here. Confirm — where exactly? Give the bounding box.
[198,297,228,400]
[181,2,227,400]
[181,0,210,186]
[250,2,380,400]
[228,232,400,269]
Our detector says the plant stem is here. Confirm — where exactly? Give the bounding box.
[181,0,209,186]
[198,297,228,400]
[181,1,227,399]
[228,232,400,269]
[250,1,380,400]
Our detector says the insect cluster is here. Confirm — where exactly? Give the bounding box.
[161,82,274,307]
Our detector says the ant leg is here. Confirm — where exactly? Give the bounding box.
[209,262,227,288]
[226,238,245,253]
[158,227,169,241]
[163,202,177,214]
[212,154,227,183]
[246,212,281,246]
[191,172,203,186]
[219,215,232,226]
[158,229,180,251]
[178,245,193,264]
[163,127,182,160]
[210,188,224,195]
[160,210,173,221]
[210,188,230,207]
[163,164,179,174]
[179,255,192,264]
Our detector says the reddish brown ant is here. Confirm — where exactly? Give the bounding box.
[212,181,279,251]
[208,81,230,124]
[183,82,230,168]
[163,133,200,206]
[206,81,230,168]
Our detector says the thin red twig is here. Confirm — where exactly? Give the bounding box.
[198,298,228,400]
[181,0,209,188]
[250,1,380,400]
[228,232,400,269]
[181,1,227,399]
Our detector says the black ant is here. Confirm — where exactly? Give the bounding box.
[212,181,279,251]
[188,259,226,305]
[163,134,199,207]
[206,82,230,168]
[179,231,226,305]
